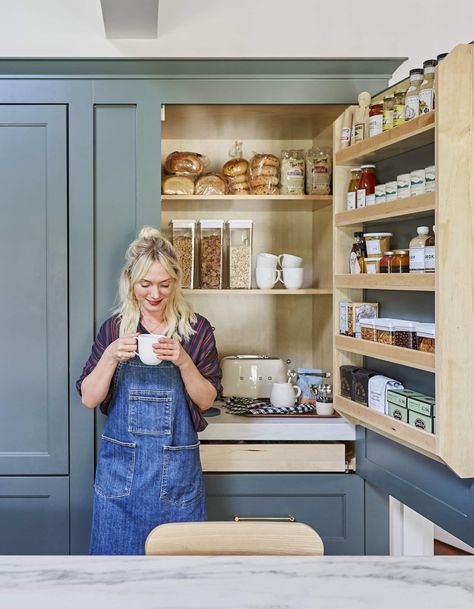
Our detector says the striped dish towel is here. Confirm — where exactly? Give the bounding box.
[223,397,316,415]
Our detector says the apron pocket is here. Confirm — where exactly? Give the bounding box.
[95,435,136,499]
[161,442,203,506]
[128,389,173,436]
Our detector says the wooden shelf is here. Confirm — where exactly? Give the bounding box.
[161,194,332,213]
[335,112,435,165]
[335,192,435,226]
[335,335,435,372]
[184,288,332,295]
[334,395,437,456]
[335,273,435,291]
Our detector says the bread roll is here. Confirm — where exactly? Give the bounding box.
[162,175,195,195]
[250,153,280,170]
[227,173,249,185]
[164,151,204,176]
[252,165,278,177]
[229,181,250,193]
[250,175,279,188]
[251,184,280,196]
[195,173,227,195]
[223,158,248,177]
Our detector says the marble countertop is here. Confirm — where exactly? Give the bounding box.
[1,556,473,609]
[199,405,355,441]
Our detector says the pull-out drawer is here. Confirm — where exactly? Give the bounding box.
[200,443,346,472]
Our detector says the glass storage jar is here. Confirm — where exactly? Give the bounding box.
[380,251,394,273]
[394,321,418,349]
[198,219,224,289]
[392,249,410,273]
[227,219,253,289]
[170,219,196,289]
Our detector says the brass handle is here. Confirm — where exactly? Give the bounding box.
[234,515,295,522]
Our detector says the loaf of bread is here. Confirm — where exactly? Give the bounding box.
[162,175,195,195]
[223,158,249,177]
[249,153,281,195]
[195,173,227,195]
[164,151,204,176]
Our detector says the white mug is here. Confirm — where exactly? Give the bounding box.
[256,267,281,289]
[137,334,166,365]
[256,252,278,269]
[282,267,304,289]
[278,253,303,268]
[270,382,302,408]
[316,402,335,416]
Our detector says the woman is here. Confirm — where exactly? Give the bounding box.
[76,226,222,555]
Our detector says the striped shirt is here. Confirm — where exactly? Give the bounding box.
[76,313,222,432]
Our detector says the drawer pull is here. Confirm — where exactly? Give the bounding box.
[234,515,295,522]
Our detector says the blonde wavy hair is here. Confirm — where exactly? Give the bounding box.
[115,226,196,340]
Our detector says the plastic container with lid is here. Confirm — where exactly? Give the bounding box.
[363,232,392,256]
[369,103,384,137]
[357,165,377,208]
[393,90,406,127]
[394,321,418,349]
[380,251,394,273]
[375,184,386,204]
[227,219,253,289]
[392,249,409,273]
[170,219,196,289]
[346,168,361,210]
[383,95,394,131]
[405,68,424,121]
[198,219,224,289]
[397,173,411,199]
[385,181,397,202]
[364,257,382,274]
[374,319,398,345]
[416,323,436,353]
[360,318,377,341]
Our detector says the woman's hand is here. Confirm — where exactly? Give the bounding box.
[153,337,189,367]
[105,333,139,362]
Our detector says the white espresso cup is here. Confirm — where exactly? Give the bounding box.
[256,252,278,269]
[278,253,303,268]
[282,267,304,289]
[137,334,166,365]
[270,382,302,408]
[256,267,281,289]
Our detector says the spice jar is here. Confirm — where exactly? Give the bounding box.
[170,219,196,289]
[383,95,394,131]
[369,103,384,137]
[346,168,361,210]
[227,219,253,289]
[393,89,406,127]
[416,323,435,353]
[392,249,410,273]
[198,219,224,289]
[357,165,377,208]
[380,251,394,273]
[394,321,418,349]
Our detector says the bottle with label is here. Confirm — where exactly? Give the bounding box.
[349,232,367,274]
[340,107,353,149]
[356,164,377,208]
[424,225,435,273]
[409,226,430,273]
[369,102,383,137]
[405,68,424,121]
[351,92,371,145]
[383,95,394,131]
[346,168,361,210]
[393,89,406,126]
[419,59,437,114]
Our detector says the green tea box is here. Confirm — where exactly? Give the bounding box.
[408,410,435,433]
[407,394,435,417]
[388,402,408,423]
[386,388,422,409]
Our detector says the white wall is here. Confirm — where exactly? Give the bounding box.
[0,0,473,83]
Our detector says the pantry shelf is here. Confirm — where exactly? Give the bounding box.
[335,112,435,165]
[334,395,437,456]
[184,288,333,295]
[161,194,333,213]
[335,192,435,227]
[334,273,435,291]
[335,335,435,372]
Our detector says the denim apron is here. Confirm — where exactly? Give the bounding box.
[90,357,207,555]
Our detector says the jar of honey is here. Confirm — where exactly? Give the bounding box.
[392,249,410,273]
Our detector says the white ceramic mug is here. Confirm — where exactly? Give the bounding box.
[137,334,166,365]
[256,267,281,289]
[316,402,335,416]
[256,252,278,269]
[282,267,304,289]
[278,253,303,268]
[270,382,302,408]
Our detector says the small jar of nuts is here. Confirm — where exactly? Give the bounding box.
[227,219,253,289]
[198,219,224,289]
[170,219,196,289]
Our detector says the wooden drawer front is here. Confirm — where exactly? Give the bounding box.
[200,443,345,473]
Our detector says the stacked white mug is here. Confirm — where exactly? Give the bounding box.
[255,253,281,289]
[278,253,304,289]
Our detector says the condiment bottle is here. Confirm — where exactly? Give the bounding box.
[383,95,394,131]
[405,68,424,121]
[424,225,435,273]
[369,102,384,137]
[351,91,371,145]
[349,232,367,274]
[419,59,437,114]
[380,251,394,273]
[340,107,353,149]
[356,164,377,208]
[409,226,430,273]
[393,90,406,127]
[392,249,409,273]
[346,168,361,210]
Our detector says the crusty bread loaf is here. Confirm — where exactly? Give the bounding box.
[223,158,249,177]
[164,151,204,176]
[195,173,227,195]
[162,174,195,195]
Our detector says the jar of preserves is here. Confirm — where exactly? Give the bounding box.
[198,219,224,289]
[346,167,361,210]
[380,251,394,273]
[357,165,377,208]
[393,89,406,127]
[170,219,196,289]
[369,103,383,137]
[392,249,410,273]
[228,219,253,289]
[383,95,394,131]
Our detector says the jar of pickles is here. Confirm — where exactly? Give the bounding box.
[380,251,394,273]
[228,219,253,289]
[392,249,409,273]
[198,219,224,289]
[170,219,196,289]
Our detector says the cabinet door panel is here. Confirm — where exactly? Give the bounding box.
[0,105,68,474]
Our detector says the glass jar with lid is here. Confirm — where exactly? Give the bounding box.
[198,219,224,289]
[346,167,361,210]
[170,219,196,289]
[405,68,424,121]
[357,165,377,208]
[393,90,406,127]
[392,249,410,273]
[380,251,394,273]
[383,95,394,131]
[227,219,253,289]
[419,59,437,114]
[369,103,384,137]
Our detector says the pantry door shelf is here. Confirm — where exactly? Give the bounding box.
[335,192,435,227]
[335,335,435,373]
[161,194,333,213]
[334,273,435,291]
[184,288,333,295]
[334,395,437,457]
[335,112,435,165]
